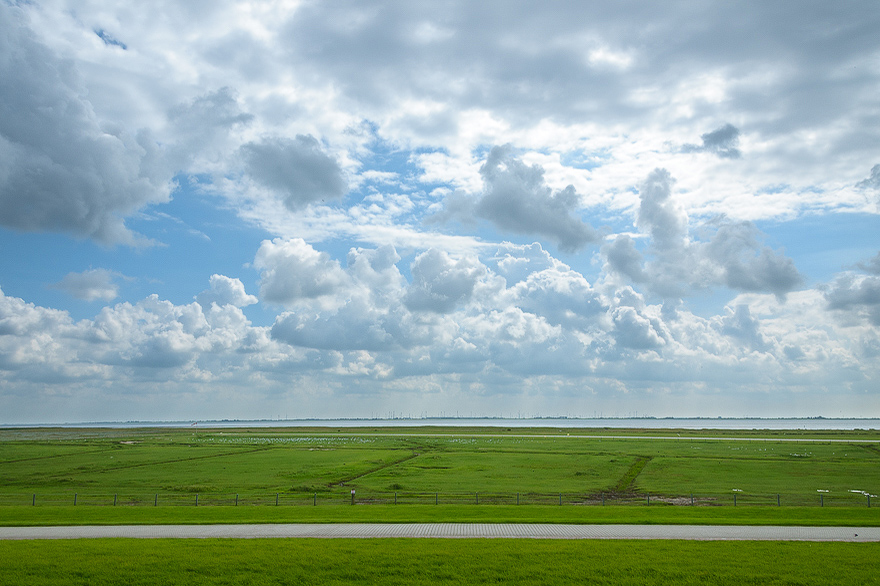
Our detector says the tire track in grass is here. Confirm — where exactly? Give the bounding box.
[334,452,422,487]
[612,455,653,493]
[0,448,118,465]
[859,444,880,457]
[41,447,276,482]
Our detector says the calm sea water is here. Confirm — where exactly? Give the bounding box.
[9,417,878,430]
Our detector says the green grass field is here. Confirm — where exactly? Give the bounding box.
[1,426,878,523]
[0,538,877,585]
[3,426,879,585]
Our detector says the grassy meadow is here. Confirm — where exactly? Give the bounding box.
[1,425,878,524]
[3,426,879,586]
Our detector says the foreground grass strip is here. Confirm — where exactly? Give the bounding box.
[1,538,877,585]
[2,505,879,527]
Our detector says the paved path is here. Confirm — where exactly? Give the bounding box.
[1,524,878,541]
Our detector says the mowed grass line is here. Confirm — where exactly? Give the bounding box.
[1,538,877,586]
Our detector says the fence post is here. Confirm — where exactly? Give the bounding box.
[691,494,694,506]
[517,493,520,505]
[394,492,397,505]
[475,492,479,505]
[435,492,438,505]
[314,493,317,506]
[32,494,36,506]
[777,494,780,507]
[276,493,279,506]
[559,493,562,505]
[154,494,158,507]
[647,494,650,504]
[869,495,872,508]
[74,493,77,506]
[114,494,117,506]
[820,494,823,507]
[734,494,737,506]
[195,494,199,507]
[235,494,238,506]
[601,494,605,506]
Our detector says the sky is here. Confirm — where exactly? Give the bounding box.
[1,1,879,424]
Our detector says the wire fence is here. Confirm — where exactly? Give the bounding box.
[0,490,873,508]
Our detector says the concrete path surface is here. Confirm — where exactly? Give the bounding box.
[1,524,878,541]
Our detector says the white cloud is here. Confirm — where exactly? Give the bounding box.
[603,168,803,301]
[271,300,410,352]
[253,238,350,308]
[476,146,599,252]
[825,273,880,326]
[196,274,258,308]
[490,242,560,285]
[681,123,742,159]
[719,304,770,352]
[239,135,347,211]
[1,1,878,421]
[0,5,172,246]
[166,87,254,171]
[507,260,606,332]
[432,146,599,252]
[2,239,880,420]
[404,249,485,313]
[611,306,667,351]
[50,269,120,302]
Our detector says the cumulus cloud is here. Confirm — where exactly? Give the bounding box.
[167,87,253,169]
[507,260,606,331]
[682,123,742,159]
[611,306,666,350]
[195,274,258,308]
[0,286,73,338]
[825,273,880,326]
[0,5,171,245]
[271,300,403,352]
[240,135,347,211]
[253,238,349,307]
[490,242,559,285]
[270,244,436,353]
[602,235,648,284]
[404,249,485,313]
[50,269,120,302]
[604,169,803,301]
[424,189,478,227]
[636,169,687,252]
[719,304,770,352]
[476,146,599,252]
[346,245,405,304]
[432,147,598,252]
[704,222,803,298]
[1,250,878,420]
